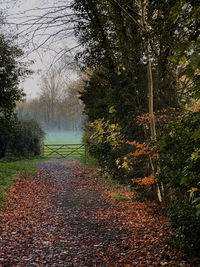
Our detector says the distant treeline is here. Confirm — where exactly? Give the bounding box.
[17,69,85,132]
[17,97,85,132]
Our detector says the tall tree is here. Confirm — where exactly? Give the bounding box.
[0,15,30,157]
[39,66,66,128]
[0,30,27,118]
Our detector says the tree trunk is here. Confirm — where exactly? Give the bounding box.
[147,40,156,140]
[141,1,163,202]
[141,1,156,140]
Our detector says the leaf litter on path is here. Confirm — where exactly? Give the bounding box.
[0,159,192,266]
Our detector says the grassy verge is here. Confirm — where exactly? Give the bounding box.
[82,153,133,202]
[84,154,99,168]
[0,155,49,163]
[96,172,134,204]
[0,161,36,210]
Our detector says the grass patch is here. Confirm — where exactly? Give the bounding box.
[0,162,36,210]
[111,194,130,202]
[84,154,99,168]
[97,172,134,204]
[0,155,49,163]
[17,156,49,163]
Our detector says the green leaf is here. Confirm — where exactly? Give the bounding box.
[192,197,200,204]
[191,150,200,160]
[192,126,200,141]
[180,176,190,185]
[196,203,200,210]
[179,55,187,66]
[190,53,200,69]
[173,14,180,24]
[109,106,116,114]
[186,66,195,78]
[168,56,177,62]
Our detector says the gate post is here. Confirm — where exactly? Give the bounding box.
[41,141,44,156]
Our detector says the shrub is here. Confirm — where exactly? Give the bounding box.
[82,119,151,184]
[156,110,200,257]
[83,119,127,182]
[0,116,18,158]
[9,119,45,157]
[0,118,45,158]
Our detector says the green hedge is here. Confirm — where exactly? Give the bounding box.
[156,111,200,257]
[0,118,45,158]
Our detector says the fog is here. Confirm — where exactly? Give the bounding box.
[45,131,82,145]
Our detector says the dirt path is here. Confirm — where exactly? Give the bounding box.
[0,159,191,266]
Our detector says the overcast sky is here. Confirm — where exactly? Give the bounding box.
[0,0,78,99]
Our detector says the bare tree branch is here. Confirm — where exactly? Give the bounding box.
[5,1,81,69]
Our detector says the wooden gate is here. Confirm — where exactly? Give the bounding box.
[42,143,85,159]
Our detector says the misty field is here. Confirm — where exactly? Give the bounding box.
[45,131,82,144]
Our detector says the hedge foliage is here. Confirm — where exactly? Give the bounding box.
[0,118,45,158]
[156,110,200,256]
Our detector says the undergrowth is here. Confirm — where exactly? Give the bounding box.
[96,171,134,204]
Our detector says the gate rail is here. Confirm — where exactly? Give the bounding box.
[42,143,85,159]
